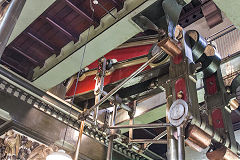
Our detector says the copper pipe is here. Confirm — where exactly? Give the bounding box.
[185,139,204,152]
[157,37,182,57]
[206,146,239,160]
[74,120,85,160]
[230,99,239,110]
[188,125,211,149]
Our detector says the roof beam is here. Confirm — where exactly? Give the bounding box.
[10,46,39,66]
[45,16,79,42]
[64,0,100,26]
[26,32,59,53]
[0,59,26,76]
[7,0,56,45]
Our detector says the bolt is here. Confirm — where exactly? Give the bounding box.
[93,0,98,5]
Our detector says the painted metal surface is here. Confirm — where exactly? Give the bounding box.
[211,108,224,129]
[66,44,152,97]
[213,0,240,30]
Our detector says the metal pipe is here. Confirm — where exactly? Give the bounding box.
[93,93,101,125]
[106,104,117,160]
[102,90,132,112]
[0,0,26,58]
[106,136,114,160]
[129,118,134,141]
[166,89,178,160]
[177,126,185,160]
[108,123,171,129]
[129,100,135,142]
[130,139,167,144]
[74,120,85,160]
[84,50,165,117]
[144,130,167,149]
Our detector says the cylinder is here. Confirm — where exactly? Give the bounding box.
[206,146,239,160]
[177,126,185,160]
[188,125,212,149]
[166,87,178,160]
[0,0,26,58]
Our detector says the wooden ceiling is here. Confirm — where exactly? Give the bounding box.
[1,0,125,79]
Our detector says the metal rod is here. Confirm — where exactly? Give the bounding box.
[165,88,178,160]
[144,130,167,149]
[0,0,26,58]
[130,139,168,144]
[106,104,117,160]
[102,90,132,112]
[106,136,114,160]
[108,123,171,129]
[129,116,134,141]
[177,126,185,160]
[74,120,85,160]
[84,50,165,117]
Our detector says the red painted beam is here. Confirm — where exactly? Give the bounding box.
[66,63,151,97]
[66,44,153,97]
[87,44,152,69]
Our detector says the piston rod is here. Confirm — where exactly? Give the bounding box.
[74,120,85,160]
[130,139,168,144]
[108,123,171,129]
[101,90,132,112]
[83,50,165,117]
[106,104,117,160]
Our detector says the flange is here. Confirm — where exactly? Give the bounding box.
[168,99,188,127]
